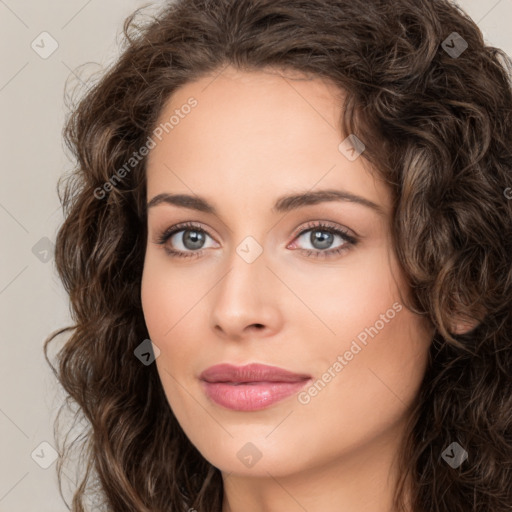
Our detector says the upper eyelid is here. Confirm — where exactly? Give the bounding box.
[157,220,355,245]
[157,221,216,243]
[294,220,354,236]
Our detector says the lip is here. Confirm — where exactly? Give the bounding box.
[199,363,311,411]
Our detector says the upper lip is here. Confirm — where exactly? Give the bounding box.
[199,363,311,383]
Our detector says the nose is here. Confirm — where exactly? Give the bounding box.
[210,245,284,342]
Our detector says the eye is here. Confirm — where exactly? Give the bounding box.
[289,221,358,258]
[155,222,218,258]
[154,220,358,260]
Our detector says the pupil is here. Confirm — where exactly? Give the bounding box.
[183,230,204,250]
[311,230,333,250]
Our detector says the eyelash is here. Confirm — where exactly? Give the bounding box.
[155,221,358,259]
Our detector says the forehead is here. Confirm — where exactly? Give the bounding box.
[150,66,344,154]
[145,66,390,214]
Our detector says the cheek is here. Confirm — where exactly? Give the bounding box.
[140,252,198,340]
[279,241,405,350]
[293,244,431,416]
[141,257,200,418]
[291,308,431,471]
[140,253,208,382]
[141,266,171,341]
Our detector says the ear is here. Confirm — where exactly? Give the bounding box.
[450,316,480,335]
[448,304,486,335]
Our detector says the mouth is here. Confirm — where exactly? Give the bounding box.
[199,363,312,411]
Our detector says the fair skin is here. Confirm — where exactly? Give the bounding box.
[141,65,435,512]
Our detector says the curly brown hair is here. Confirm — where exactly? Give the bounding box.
[45,0,512,510]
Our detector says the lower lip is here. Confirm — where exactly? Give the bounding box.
[201,380,310,411]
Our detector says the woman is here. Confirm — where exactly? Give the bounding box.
[45,0,512,510]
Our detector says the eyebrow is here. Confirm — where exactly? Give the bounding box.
[147,189,386,216]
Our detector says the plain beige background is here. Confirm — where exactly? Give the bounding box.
[0,1,511,510]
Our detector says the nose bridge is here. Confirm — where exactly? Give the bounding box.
[217,234,268,306]
[210,232,282,336]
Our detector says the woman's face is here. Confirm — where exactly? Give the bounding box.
[141,66,434,478]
